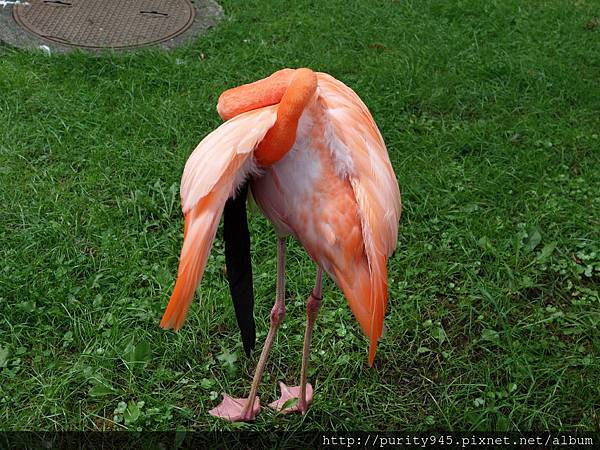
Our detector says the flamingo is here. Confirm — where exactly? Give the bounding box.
[160,68,401,421]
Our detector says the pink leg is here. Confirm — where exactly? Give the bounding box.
[270,268,323,414]
[209,238,287,422]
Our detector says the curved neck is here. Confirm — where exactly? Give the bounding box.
[254,68,318,166]
[217,69,295,121]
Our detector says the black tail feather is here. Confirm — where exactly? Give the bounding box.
[223,182,256,356]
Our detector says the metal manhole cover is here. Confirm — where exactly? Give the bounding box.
[13,0,196,49]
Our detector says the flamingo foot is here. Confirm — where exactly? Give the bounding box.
[268,381,313,414]
[208,394,260,422]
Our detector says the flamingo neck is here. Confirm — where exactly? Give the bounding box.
[217,69,295,121]
[217,68,318,167]
[254,68,318,166]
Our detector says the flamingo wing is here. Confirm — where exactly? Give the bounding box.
[160,106,277,331]
[317,73,401,255]
[316,73,401,364]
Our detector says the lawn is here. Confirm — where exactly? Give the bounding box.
[1,0,599,432]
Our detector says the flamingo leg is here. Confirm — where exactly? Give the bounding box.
[270,267,323,414]
[209,237,287,422]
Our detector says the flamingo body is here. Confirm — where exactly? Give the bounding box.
[251,90,390,364]
[160,69,401,420]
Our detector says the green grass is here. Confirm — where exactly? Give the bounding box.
[1,0,599,431]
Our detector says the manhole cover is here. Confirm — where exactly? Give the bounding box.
[13,0,197,49]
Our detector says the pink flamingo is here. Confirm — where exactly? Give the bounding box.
[160,68,401,421]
